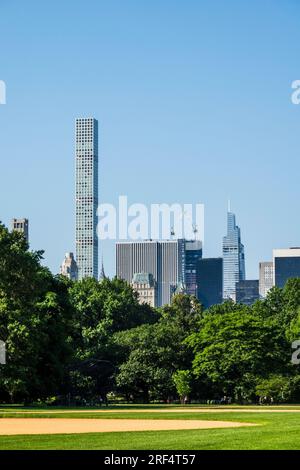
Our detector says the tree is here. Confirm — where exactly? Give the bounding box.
[66,277,158,401]
[186,305,290,401]
[114,294,202,402]
[0,223,73,402]
[172,370,192,403]
[255,375,291,403]
[254,279,300,327]
[160,294,203,331]
[114,323,176,402]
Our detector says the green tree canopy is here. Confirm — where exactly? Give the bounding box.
[186,305,290,400]
[172,370,192,403]
[114,294,202,402]
[0,223,73,402]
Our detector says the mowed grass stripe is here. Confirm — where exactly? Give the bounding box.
[0,411,264,422]
[0,407,300,449]
[0,412,299,450]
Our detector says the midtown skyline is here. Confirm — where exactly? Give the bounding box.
[3,113,299,282]
[1,1,300,279]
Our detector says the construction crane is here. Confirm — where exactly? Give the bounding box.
[192,224,198,240]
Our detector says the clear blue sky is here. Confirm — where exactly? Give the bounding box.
[1,0,300,279]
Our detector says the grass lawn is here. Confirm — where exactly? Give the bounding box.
[0,406,300,450]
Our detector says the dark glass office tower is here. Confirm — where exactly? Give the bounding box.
[236,280,259,305]
[197,258,223,309]
[273,248,300,288]
[184,240,203,296]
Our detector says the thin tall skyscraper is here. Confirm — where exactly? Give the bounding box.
[75,118,99,280]
[222,209,245,301]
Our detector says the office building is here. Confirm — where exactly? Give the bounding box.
[116,240,183,306]
[75,118,99,279]
[223,210,245,301]
[11,218,29,243]
[132,272,157,307]
[116,239,201,306]
[273,248,300,288]
[259,261,273,298]
[197,258,223,309]
[236,280,259,305]
[185,240,203,296]
[60,252,78,281]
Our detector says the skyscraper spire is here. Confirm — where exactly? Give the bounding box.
[100,256,106,280]
[228,199,231,213]
[222,208,245,301]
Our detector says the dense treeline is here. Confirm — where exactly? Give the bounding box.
[1,222,300,404]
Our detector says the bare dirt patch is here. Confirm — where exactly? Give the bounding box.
[0,418,256,435]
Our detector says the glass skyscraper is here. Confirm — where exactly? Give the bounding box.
[273,248,300,288]
[75,118,98,280]
[197,258,223,309]
[184,240,203,296]
[222,210,245,300]
[236,280,259,305]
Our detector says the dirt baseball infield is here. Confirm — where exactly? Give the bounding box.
[0,418,256,435]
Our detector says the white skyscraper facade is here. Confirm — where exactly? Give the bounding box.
[259,261,274,298]
[223,211,245,301]
[75,118,98,280]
